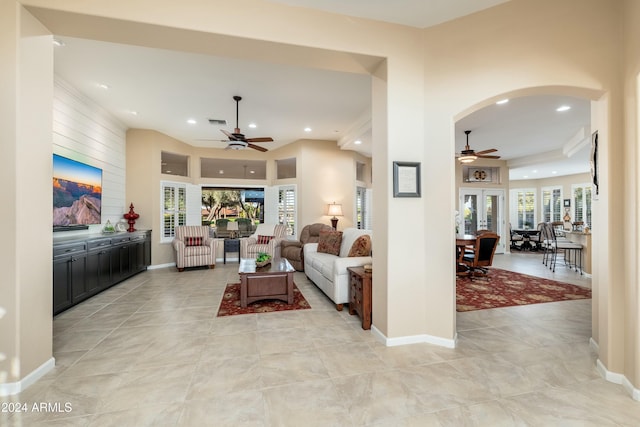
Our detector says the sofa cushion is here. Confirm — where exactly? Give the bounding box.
[185,236,203,246]
[309,251,338,280]
[184,245,211,256]
[348,235,371,257]
[317,230,342,255]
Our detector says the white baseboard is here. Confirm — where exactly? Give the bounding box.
[147,262,174,270]
[0,357,55,396]
[596,358,640,401]
[589,337,599,353]
[371,325,457,348]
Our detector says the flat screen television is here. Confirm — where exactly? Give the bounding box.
[53,154,103,231]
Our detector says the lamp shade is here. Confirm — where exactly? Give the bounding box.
[327,203,343,217]
[227,221,239,231]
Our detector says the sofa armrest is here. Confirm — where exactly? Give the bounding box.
[281,240,302,250]
[204,237,216,251]
[303,242,319,257]
[172,238,185,251]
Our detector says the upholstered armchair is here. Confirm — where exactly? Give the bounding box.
[172,225,216,272]
[240,224,288,260]
[281,223,334,271]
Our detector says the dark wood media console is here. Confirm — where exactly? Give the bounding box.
[53,230,151,315]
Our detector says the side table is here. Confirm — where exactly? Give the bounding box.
[347,266,372,330]
[223,238,240,264]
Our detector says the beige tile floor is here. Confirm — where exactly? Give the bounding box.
[3,252,639,426]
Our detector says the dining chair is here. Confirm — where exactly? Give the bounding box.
[460,232,500,279]
[509,223,523,251]
[542,222,583,274]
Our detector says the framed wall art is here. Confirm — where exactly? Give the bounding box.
[591,131,599,199]
[393,161,421,197]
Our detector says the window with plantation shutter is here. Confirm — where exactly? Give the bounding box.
[542,186,562,223]
[510,188,536,229]
[161,182,186,242]
[356,186,372,230]
[263,185,296,237]
[572,183,592,229]
[278,186,296,237]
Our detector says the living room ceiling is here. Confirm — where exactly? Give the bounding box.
[50,0,590,180]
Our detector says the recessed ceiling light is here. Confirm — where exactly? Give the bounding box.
[552,171,558,174]
[304,127,312,132]
[97,83,110,90]
[354,140,362,145]
[556,105,571,112]
[248,123,257,128]
[250,170,255,174]
[129,111,138,116]
[523,175,529,179]
[532,169,538,173]
[187,119,197,124]
[219,170,224,174]
[52,39,65,47]
[496,99,509,105]
[166,170,172,173]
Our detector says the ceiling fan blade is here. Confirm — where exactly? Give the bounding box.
[477,154,501,159]
[475,148,497,155]
[246,137,274,143]
[247,143,268,152]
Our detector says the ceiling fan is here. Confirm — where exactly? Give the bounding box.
[457,130,500,163]
[219,95,274,152]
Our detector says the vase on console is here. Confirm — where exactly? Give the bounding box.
[123,203,139,232]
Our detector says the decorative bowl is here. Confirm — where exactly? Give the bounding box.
[256,259,271,268]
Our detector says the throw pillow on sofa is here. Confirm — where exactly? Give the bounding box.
[317,230,342,255]
[348,235,371,257]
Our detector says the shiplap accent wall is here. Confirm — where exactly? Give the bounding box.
[53,77,127,234]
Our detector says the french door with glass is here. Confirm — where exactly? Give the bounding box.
[459,188,505,254]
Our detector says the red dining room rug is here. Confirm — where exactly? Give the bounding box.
[456,268,591,312]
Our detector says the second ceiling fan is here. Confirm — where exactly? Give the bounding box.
[220,95,274,152]
[457,130,500,163]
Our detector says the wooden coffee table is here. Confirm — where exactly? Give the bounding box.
[238,257,295,307]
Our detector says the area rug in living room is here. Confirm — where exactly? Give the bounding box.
[216,283,311,317]
[456,268,591,312]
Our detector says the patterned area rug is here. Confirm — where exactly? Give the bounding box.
[456,268,591,312]
[217,283,311,317]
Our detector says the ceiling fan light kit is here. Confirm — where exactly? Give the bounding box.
[226,141,249,150]
[458,154,478,163]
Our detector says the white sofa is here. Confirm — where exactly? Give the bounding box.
[303,227,372,310]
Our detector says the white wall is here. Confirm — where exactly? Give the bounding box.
[53,77,127,234]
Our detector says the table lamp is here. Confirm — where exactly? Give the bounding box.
[327,202,343,230]
[227,221,239,238]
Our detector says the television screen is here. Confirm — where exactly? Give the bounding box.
[53,154,103,227]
